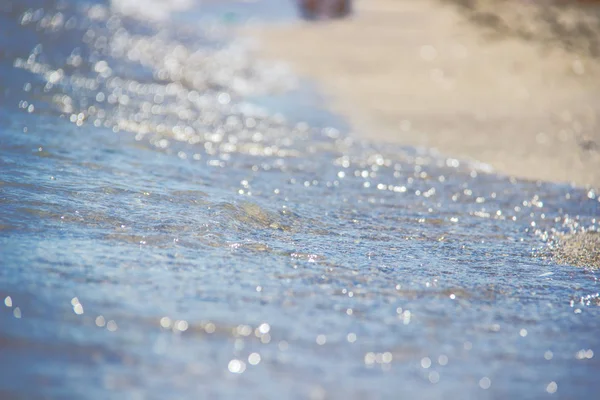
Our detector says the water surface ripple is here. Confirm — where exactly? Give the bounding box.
[1,1,599,399]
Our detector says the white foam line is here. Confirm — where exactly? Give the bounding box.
[110,0,194,21]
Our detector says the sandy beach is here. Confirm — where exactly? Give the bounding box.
[247,0,600,188]
[246,0,600,268]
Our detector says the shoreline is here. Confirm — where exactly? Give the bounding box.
[244,0,600,268]
[245,0,600,188]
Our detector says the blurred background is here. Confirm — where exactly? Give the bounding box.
[254,0,600,187]
[2,0,599,187]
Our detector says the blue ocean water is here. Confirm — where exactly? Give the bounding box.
[1,1,599,398]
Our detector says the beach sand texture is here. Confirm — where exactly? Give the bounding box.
[248,0,600,188]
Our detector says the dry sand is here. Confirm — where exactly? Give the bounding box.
[245,0,600,268]
[246,0,600,188]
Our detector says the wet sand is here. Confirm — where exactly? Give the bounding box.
[553,232,600,270]
[246,0,600,268]
[246,0,600,188]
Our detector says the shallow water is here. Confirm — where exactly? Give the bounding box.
[1,1,600,398]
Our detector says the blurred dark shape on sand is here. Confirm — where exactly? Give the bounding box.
[297,0,352,20]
